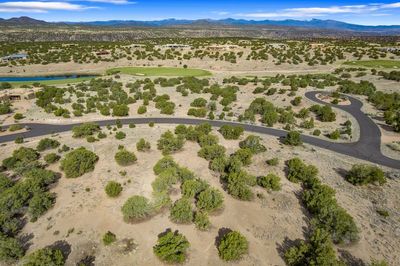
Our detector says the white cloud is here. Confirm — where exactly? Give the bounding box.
[381,2,400,8]
[0,0,134,13]
[0,1,90,12]
[238,2,400,19]
[212,11,229,16]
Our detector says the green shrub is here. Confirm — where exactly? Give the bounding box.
[28,192,55,220]
[153,230,189,264]
[136,138,151,151]
[302,183,359,244]
[225,157,242,174]
[266,157,279,166]
[198,145,226,161]
[291,96,302,106]
[194,212,211,231]
[112,104,129,116]
[181,179,209,198]
[170,198,193,224]
[13,113,24,120]
[310,105,336,122]
[196,123,212,135]
[313,129,321,136]
[121,195,152,221]
[187,108,207,117]
[283,131,302,146]
[174,125,188,135]
[239,135,266,154]
[231,148,253,166]
[198,134,219,148]
[376,208,389,218]
[114,149,137,166]
[329,129,341,140]
[286,158,318,183]
[0,234,24,261]
[209,157,227,173]
[0,102,12,115]
[257,174,281,191]
[218,125,244,140]
[370,260,389,266]
[301,118,315,129]
[284,229,342,266]
[196,188,224,212]
[24,247,65,266]
[137,105,147,114]
[97,132,107,139]
[0,174,13,193]
[218,231,248,261]
[346,164,386,185]
[43,153,60,164]
[190,98,207,107]
[226,171,254,201]
[24,168,58,186]
[14,136,23,144]
[72,123,100,138]
[60,147,99,178]
[2,147,39,170]
[105,181,122,197]
[152,172,179,193]
[36,138,60,152]
[103,231,117,245]
[153,156,178,175]
[157,131,184,155]
[86,136,97,143]
[8,124,23,132]
[115,131,126,140]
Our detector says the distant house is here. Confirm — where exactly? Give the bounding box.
[1,53,28,62]
[379,47,400,53]
[95,50,110,56]
[0,89,35,101]
[160,44,191,49]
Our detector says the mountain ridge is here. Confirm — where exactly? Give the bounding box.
[1,16,400,34]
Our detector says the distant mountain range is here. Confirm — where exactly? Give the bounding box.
[1,16,400,34]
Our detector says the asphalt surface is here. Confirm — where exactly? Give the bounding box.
[0,91,399,169]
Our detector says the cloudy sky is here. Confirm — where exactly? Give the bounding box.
[0,0,400,25]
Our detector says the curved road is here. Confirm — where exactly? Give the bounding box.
[0,91,399,170]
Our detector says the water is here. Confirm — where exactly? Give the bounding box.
[0,75,97,82]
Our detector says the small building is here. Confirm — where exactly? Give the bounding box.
[96,51,110,56]
[379,47,400,53]
[207,45,239,51]
[1,53,28,62]
[159,44,191,49]
[0,89,35,101]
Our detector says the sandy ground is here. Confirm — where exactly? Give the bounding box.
[0,124,398,266]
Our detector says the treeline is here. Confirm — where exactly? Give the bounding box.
[338,80,400,132]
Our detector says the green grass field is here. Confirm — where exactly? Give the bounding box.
[343,60,400,69]
[9,77,95,87]
[106,67,212,77]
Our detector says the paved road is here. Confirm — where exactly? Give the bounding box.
[0,91,399,169]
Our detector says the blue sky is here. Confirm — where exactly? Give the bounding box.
[0,0,400,25]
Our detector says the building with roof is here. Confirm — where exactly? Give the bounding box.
[1,53,28,62]
[0,88,35,102]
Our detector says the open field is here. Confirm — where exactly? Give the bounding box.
[106,67,212,77]
[343,60,400,69]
